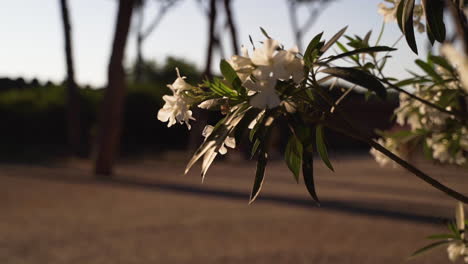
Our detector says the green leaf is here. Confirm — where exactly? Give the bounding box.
[429,55,454,72]
[423,139,433,160]
[394,77,429,87]
[409,240,450,258]
[321,67,387,99]
[304,32,324,66]
[220,59,238,84]
[250,139,261,159]
[422,0,446,42]
[302,149,320,205]
[448,222,460,237]
[220,59,244,96]
[316,125,334,171]
[260,27,271,39]
[208,78,237,97]
[285,135,303,183]
[249,151,268,204]
[325,46,396,62]
[426,23,436,46]
[320,26,348,54]
[402,0,418,54]
[249,111,266,142]
[415,59,443,83]
[396,0,405,32]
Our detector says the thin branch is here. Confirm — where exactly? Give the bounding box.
[223,0,239,55]
[325,116,468,204]
[380,78,468,122]
[141,0,179,40]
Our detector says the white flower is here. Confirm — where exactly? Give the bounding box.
[244,78,281,109]
[198,99,221,110]
[378,0,400,22]
[370,138,400,167]
[202,125,236,155]
[441,44,468,93]
[157,69,195,129]
[167,68,193,94]
[251,38,281,66]
[447,242,466,262]
[228,38,305,110]
[228,46,255,82]
[157,94,194,129]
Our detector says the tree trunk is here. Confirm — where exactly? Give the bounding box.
[204,0,217,77]
[223,0,239,55]
[59,0,81,156]
[94,0,135,176]
[135,5,144,83]
[135,33,144,82]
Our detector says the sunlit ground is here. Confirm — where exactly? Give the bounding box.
[1,153,466,263]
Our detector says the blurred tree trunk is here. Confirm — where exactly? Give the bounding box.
[135,4,144,82]
[189,0,218,151]
[203,0,217,77]
[94,0,135,176]
[223,0,239,55]
[59,0,81,156]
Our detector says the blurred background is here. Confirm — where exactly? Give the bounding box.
[0,0,465,263]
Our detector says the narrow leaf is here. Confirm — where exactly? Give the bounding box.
[396,0,405,32]
[402,0,418,54]
[260,27,271,39]
[249,151,268,203]
[220,59,238,84]
[316,125,334,171]
[415,59,443,83]
[285,135,303,182]
[422,0,446,42]
[304,32,324,66]
[429,55,453,72]
[303,149,320,205]
[320,26,348,54]
[325,46,396,62]
[410,240,450,258]
[321,67,387,99]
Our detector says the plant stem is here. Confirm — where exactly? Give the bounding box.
[380,78,468,122]
[325,116,468,204]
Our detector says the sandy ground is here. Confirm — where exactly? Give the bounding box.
[0,153,467,264]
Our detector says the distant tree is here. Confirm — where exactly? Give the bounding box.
[223,0,239,55]
[134,0,181,82]
[94,0,135,176]
[59,0,81,155]
[203,0,218,77]
[286,0,334,51]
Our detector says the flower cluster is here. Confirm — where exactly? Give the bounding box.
[157,38,305,132]
[371,45,468,166]
[228,39,305,109]
[157,68,195,129]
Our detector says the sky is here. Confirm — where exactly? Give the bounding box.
[0,0,431,87]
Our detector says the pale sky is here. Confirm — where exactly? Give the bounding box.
[0,0,431,87]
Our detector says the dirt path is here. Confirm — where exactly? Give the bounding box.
[0,155,466,263]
